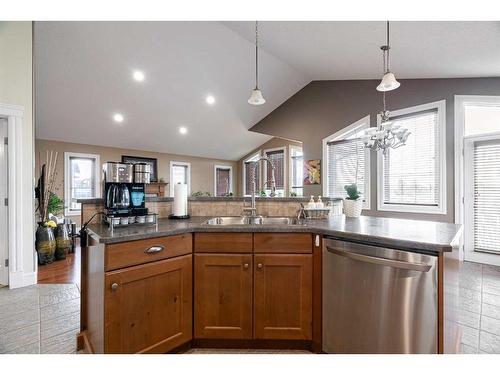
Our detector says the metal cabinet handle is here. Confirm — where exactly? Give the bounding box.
[257,263,263,270]
[243,263,249,269]
[326,246,432,272]
[145,245,165,254]
[111,283,119,291]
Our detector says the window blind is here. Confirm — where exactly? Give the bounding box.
[383,109,440,206]
[69,157,97,211]
[473,139,500,254]
[265,149,285,189]
[215,168,231,196]
[327,138,365,199]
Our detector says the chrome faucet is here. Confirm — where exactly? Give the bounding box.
[242,157,276,217]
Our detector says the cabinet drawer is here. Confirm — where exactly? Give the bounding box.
[194,233,253,253]
[105,234,192,271]
[254,233,312,254]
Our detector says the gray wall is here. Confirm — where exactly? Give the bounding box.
[249,78,500,223]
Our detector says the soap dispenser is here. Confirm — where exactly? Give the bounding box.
[306,196,315,209]
[316,196,324,209]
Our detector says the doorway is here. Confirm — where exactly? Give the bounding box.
[0,118,8,286]
[456,96,500,266]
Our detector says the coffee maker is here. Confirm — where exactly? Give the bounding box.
[103,162,148,217]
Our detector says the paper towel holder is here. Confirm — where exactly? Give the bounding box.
[168,213,191,220]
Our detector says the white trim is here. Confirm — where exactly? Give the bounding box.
[169,161,191,196]
[0,118,8,285]
[213,164,233,196]
[242,151,261,197]
[64,152,101,217]
[322,115,371,209]
[0,103,35,288]
[263,146,287,197]
[289,145,304,197]
[377,100,447,215]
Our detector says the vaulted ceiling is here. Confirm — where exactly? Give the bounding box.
[35,21,500,160]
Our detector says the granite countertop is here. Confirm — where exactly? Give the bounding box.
[85,215,463,253]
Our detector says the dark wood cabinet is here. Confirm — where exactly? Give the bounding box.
[194,253,253,339]
[105,254,192,353]
[254,254,313,340]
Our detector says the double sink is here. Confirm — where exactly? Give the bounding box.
[204,216,305,226]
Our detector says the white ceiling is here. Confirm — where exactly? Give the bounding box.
[35,21,500,160]
[34,22,308,161]
[224,21,500,80]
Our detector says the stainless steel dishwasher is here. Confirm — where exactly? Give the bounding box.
[322,237,438,354]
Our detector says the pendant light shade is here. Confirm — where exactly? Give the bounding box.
[376,72,400,92]
[248,88,266,105]
[248,21,266,106]
[376,21,400,93]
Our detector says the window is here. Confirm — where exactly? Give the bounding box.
[243,152,261,196]
[263,147,286,197]
[323,116,370,209]
[64,152,100,216]
[377,100,446,214]
[214,165,233,196]
[464,104,500,136]
[169,161,191,196]
[289,146,303,196]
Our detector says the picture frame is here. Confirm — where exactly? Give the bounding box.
[304,159,321,185]
[121,155,158,182]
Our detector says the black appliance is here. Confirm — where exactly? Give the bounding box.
[103,162,148,217]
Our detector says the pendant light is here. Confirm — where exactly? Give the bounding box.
[376,21,400,92]
[248,21,266,105]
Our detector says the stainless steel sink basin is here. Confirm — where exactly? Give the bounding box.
[203,216,304,226]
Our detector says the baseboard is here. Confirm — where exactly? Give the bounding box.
[8,270,37,289]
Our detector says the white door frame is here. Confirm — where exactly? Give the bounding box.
[0,103,36,288]
[213,164,233,196]
[455,95,500,263]
[0,118,8,285]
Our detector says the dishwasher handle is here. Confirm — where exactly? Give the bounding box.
[326,246,433,272]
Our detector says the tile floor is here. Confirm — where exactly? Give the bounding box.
[456,262,500,354]
[1,261,500,354]
[0,283,80,354]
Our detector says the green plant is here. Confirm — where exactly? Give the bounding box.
[259,190,267,197]
[191,191,203,197]
[205,192,211,197]
[344,184,361,200]
[224,192,234,197]
[47,192,64,215]
[290,191,297,197]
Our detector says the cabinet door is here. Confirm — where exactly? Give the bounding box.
[254,254,312,340]
[105,254,192,353]
[194,254,253,339]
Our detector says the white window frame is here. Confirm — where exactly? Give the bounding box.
[455,95,500,263]
[377,100,447,215]
[213,164,233,196]
[263,146,287,197]
[169,161,191,197]
[64,152,101,217]
[322,115,371,209]
[242,151,261,197]
[289,145,304,197]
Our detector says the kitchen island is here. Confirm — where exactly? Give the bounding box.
[78,214,462,354]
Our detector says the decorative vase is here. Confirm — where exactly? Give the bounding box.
[343,199,363,218]
[55,223,71,260]
[35,224,56,265]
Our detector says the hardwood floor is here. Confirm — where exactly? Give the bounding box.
[37,246,80,285]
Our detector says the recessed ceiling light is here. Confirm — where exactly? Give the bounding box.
[179,126,188,135]
[133,70,145,82]
[113,113,124,123]
[205,95,216,105]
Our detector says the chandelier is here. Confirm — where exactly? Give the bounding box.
[362,21,410,154]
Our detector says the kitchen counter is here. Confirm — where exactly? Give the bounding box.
[85,215,462,253]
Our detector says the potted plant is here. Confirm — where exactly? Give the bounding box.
[343,183,363,218]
